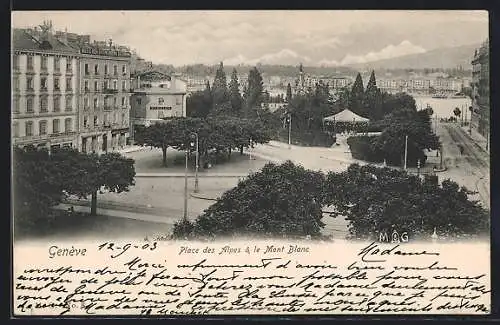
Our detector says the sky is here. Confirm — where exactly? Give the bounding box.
[12,10,489,67]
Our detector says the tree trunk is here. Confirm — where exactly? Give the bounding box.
[162,146,167,167]
[91,191,97,216]
[228,147,232,160]
[240,145,244,155]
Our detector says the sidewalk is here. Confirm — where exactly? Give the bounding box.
[117,145,147,154]
[136,172,250,178]
[461,125,490,154]
[55,203,179,224]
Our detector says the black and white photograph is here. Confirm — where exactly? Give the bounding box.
[11,10,492,316]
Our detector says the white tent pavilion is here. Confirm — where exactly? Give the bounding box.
[323,109,370,134]
[323,109,369,123]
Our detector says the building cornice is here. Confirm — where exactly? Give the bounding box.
[12,48,80,58]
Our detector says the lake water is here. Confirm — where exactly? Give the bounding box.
[413,95,472,119]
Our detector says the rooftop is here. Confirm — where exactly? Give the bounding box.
[12,24,131,58]
[12,28,79,54]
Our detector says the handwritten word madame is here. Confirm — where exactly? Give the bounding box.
[49,246,87,259]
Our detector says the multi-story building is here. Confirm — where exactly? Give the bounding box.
[471,39,489,139]
[129,71,187,142]
[69,37,131,153]
[12,24,79,151]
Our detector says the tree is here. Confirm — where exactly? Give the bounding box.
[52,149,136,216]
[351,73,364,97]
[324,164,489,240]
[365,70,377,94]
[172,161,327,239]
[373,108,440,166]
[186,89,213,118]
[212,62,228,107]
[228,68,243,115]
[134,122,178,167]
[363,70,384,120]
[453,107,462,118]
[286,83,293,103]
[13,146,64,231]
[244,66,264,116]
[350,73,365,117]
[13,147,136,224]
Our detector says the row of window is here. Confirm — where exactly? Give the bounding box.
[84,79,127,92]
[13,55,73,72]
[82,113,127,128]
[13,96,73,114]
[135,97,183,106]
[84,63,127,76]
[83,96,128,109]
[13,118,73,137]
[14,76,73,92]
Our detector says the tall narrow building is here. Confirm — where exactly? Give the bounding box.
[12,23,79,150]
[69,38,132,153]
[471,39,489,142]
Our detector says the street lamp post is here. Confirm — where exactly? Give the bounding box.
[403,135,408,170]
[183,147,189,221]
[468,106,473,134]
[190,132,199,193]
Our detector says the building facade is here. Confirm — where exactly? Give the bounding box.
[129,71,187,141]
[12,26,79,151]
[12,23,133,154]
[73,39,131,153]
[471,39,489,139]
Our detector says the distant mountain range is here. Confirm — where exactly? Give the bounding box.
[346,43,480,71]
[149,43,480,79]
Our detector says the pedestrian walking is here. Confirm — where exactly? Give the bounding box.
[458,144,464,155]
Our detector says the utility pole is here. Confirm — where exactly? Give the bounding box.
[404,135,408,170]
[469,106,472,134]
[288,113,292,149]
[183,148,189,221]
[439,145,443,170]
[191,133,199,193]
[417,159,421,177]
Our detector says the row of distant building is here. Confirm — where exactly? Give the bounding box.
[12,21,189,154]
[180,69,470,99]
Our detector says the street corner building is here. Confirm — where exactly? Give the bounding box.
[11,21,132,154]
[129,70,187,142]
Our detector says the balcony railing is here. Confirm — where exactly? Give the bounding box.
[84,88,91,93]
[104,105,113,111]
[49,131,76,138]
[103,88,118,94]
